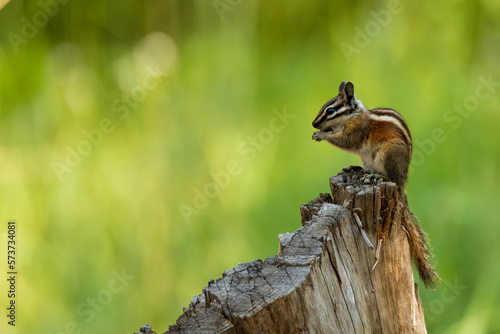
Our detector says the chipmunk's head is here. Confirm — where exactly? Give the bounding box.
[312,81,365,130]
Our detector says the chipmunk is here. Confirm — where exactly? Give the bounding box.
[312,81,440,289]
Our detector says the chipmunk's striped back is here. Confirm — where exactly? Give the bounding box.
[369,108,412,153]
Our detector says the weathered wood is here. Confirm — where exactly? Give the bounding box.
[136,166,427,334]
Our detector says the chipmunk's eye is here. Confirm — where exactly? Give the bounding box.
[326,107,335,115]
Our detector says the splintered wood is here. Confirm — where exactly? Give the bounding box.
[160,167,427,334]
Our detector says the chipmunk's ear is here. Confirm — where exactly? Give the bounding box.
[345,82,354,99]
[338,81,347,95]
[345,82,356,108]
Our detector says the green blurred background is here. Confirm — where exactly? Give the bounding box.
[0,0,499,333]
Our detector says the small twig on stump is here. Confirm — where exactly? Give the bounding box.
[353,212,374,249]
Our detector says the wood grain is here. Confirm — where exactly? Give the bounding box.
[136,166,427,334]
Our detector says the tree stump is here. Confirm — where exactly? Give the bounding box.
[137,166,427,334]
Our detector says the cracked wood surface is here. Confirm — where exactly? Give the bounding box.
[156,167,426,334]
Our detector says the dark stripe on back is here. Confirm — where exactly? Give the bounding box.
[383,121,412,149]
[371,108,411,140]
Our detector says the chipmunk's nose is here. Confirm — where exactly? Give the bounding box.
[312,117,321,129]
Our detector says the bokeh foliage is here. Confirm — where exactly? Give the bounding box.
[0,0,499,333]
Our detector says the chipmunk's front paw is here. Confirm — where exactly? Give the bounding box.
[312,131,324,142]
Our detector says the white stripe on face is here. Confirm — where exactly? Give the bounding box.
[327,106,347,119]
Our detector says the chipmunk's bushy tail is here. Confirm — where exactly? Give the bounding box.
[401,196,441,289]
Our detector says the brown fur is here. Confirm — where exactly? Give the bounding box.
[402,197,441,289]
[312,81,440,289]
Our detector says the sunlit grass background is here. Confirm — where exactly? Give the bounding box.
[0,0,499,333]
